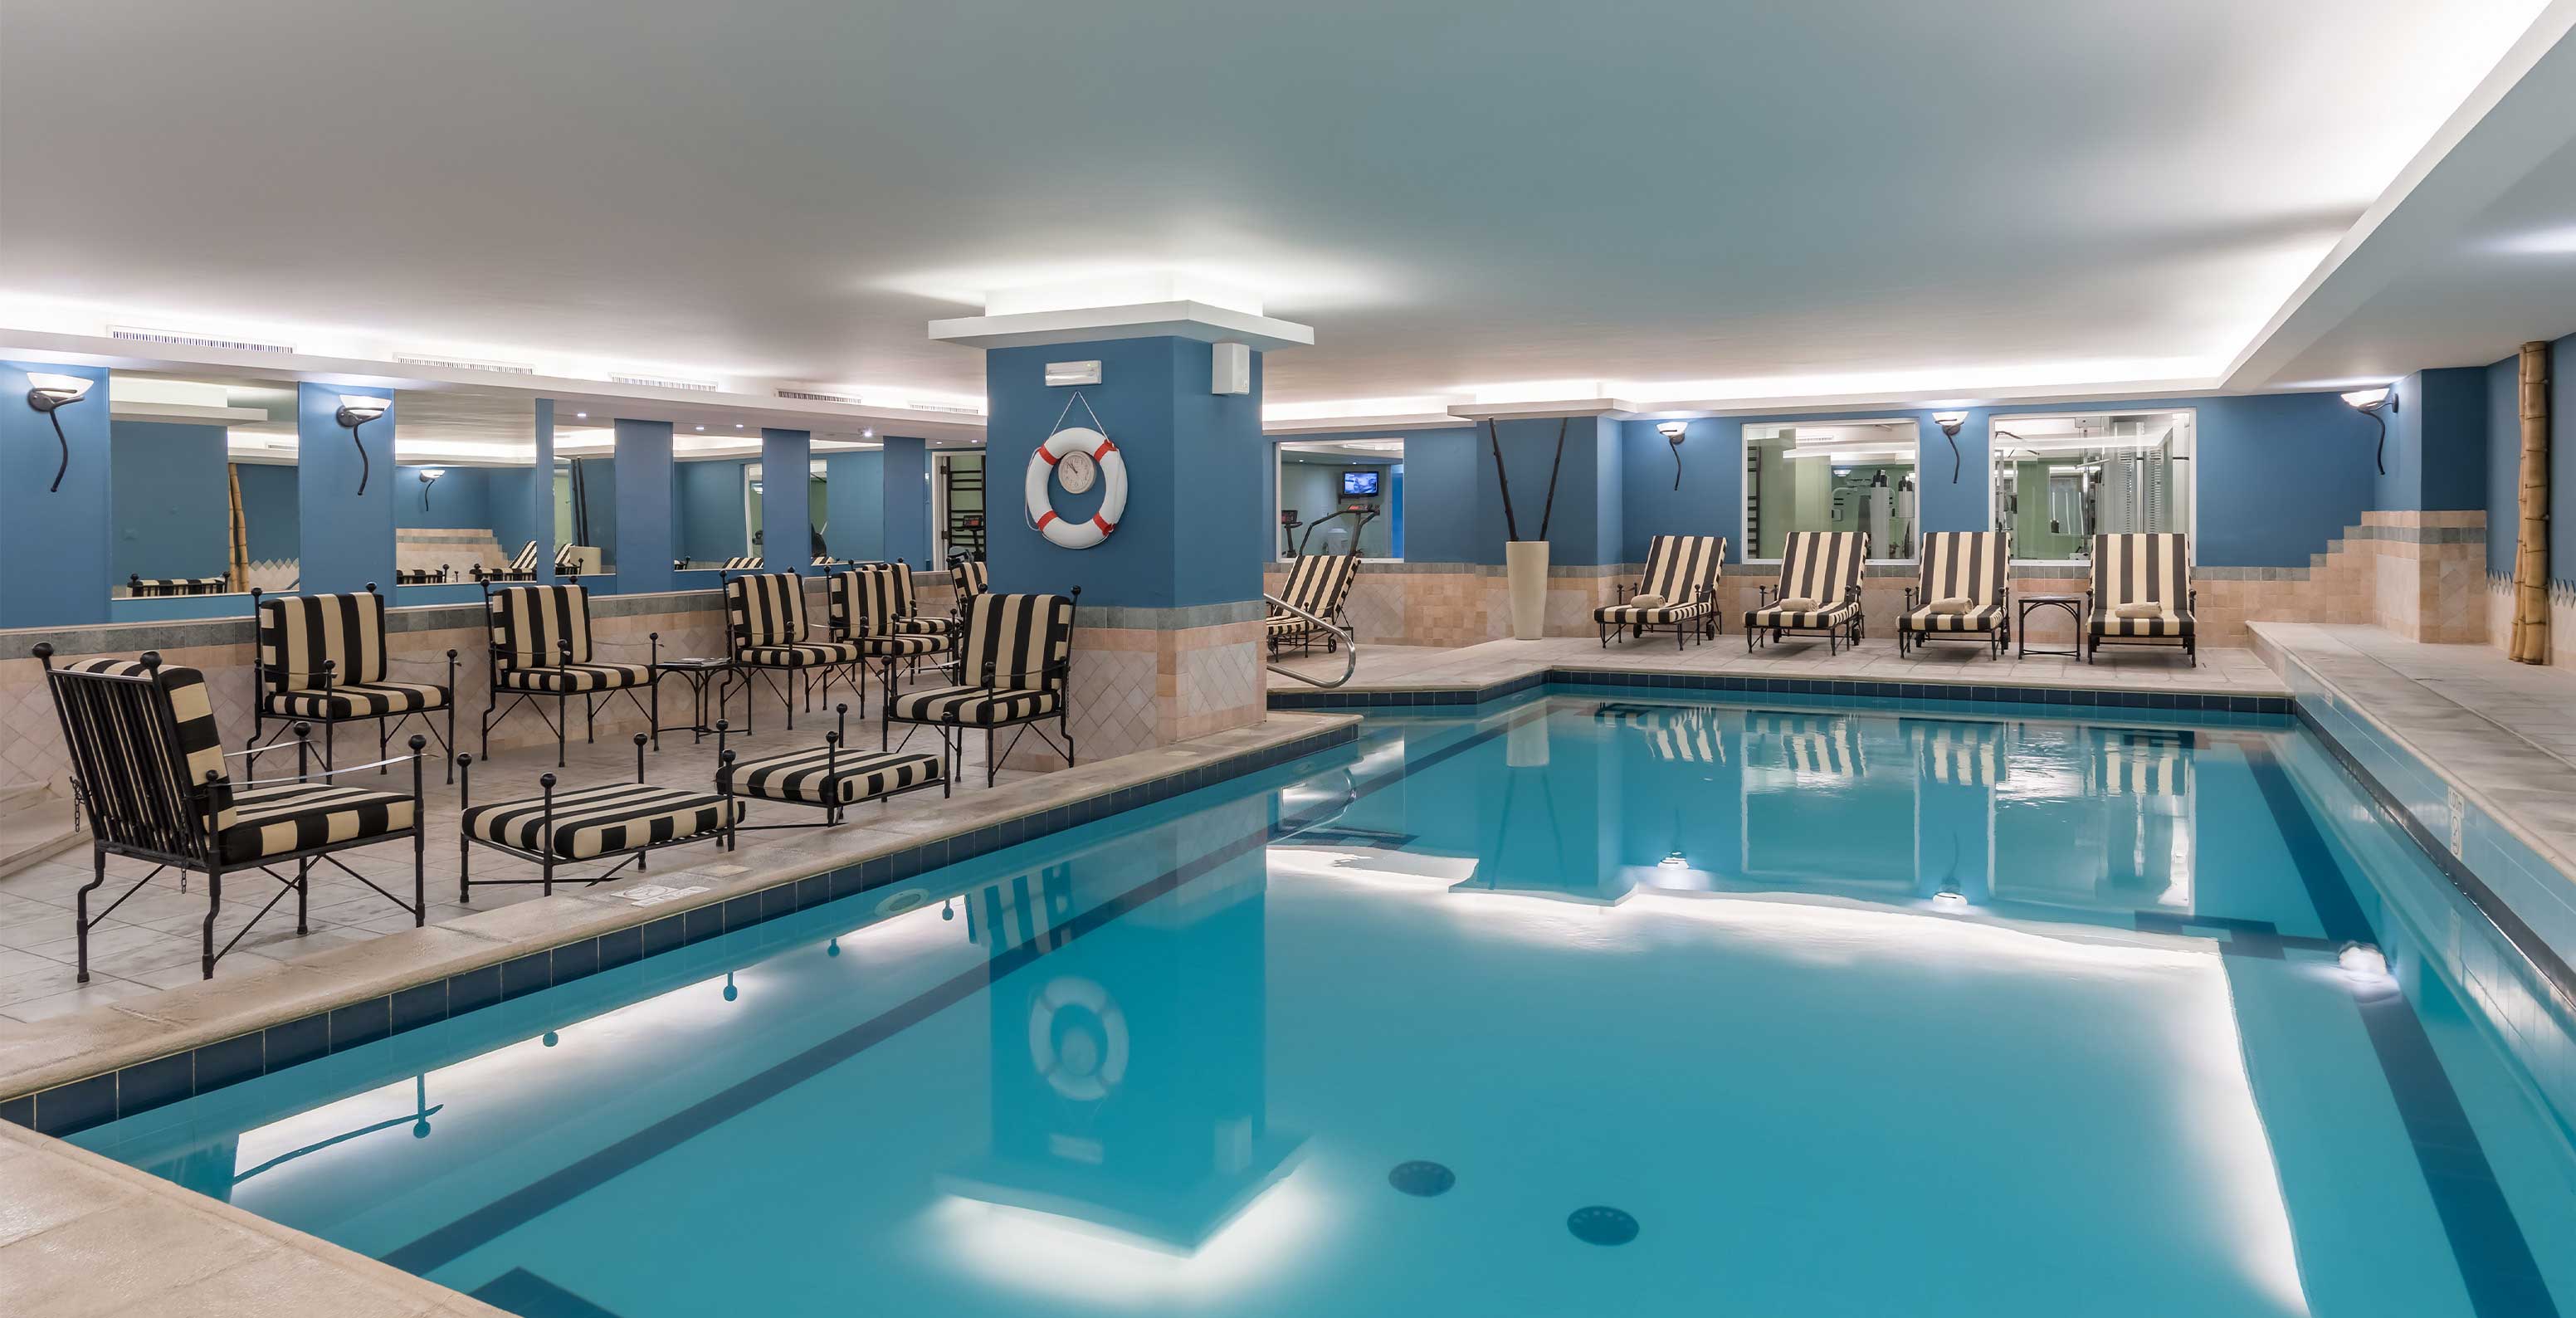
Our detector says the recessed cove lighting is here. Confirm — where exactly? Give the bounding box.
[2491,226,2576,256]
[575,412,588,419]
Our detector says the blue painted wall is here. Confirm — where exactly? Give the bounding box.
[612,419,675,593]
[295,383,395,594]
[2374,368,2488,513]
[986,337,1264,607]
[236,463,300,565]
[531,399,559,583]
[674,458,749,563]
[0,361,112,626]
[2559,334,2574,587]
[393,462,495,532]
[1267,420,1626,566]
[826,451,884,563]
[882,437,932,569]
[762,428,812,569]
[110,422,229,583]
[485,466,539,559]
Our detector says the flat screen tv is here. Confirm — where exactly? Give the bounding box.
[1340,470,1382,497]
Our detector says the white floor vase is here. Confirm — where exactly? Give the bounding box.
[1505,539,1549,640]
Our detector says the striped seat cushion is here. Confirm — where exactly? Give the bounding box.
[887,686,1060,725]
[219,781,415,862]
[894,616,957,636]
[851,633,949,657]
[132,577,227,594]
[741,642,863,666]
[1597,598,1714,624]
[497,662,651,693]
[1266,615,1320,635]
[1748,600,1858,629]
[263,681,448,718]
[2089,608,2193,637]
[465,782,742,860]
[719,746,943,805]
[260,590,389,689]
[1595,534,1724,624]
[1900,603,2006,633]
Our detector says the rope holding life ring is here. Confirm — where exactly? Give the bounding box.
[1026,427,1127,549]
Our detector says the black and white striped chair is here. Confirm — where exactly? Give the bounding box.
[36,646,427,982]
[2086,533,2196,666]
[480,582,660,766]
[477,540,544,583]
[1594,702,1725,764]
[1899,531,2011,659]
[457,734,739,901]
[1746,530,1869,654]
[828,564,958,715]
[724,570,863,730]
[2090,729,2189,796]
[1747,712,1865,779]
[953,557,990,610]
[127,574,229,598]
[251,584,458,783]
[884,589,1080,786]
[720,555,764,572]
[1266,550,1359,655]
[715,705,947,836]
[1597,534,1724,649]
[1909,719,2008,787]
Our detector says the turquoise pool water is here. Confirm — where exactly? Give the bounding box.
[72,688,2576,1317]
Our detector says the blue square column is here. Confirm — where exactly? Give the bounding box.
[1,361,112,627]
[761,428,812,569]
[533,399,559,583]
[613,419,676,594]
[296,383,396,595]
[881,436,931,568]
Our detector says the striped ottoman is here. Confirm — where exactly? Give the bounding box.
[459,759,740,900]
[718,743,946,832]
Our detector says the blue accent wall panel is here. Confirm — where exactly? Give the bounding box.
[1,361,112,627]
[1617,416,1745,563]
[110,422,230,583]
[531,399,558,583]
[393,463,495,532]
[881,437,931,569]
[612,419,675,594]
[296,383,396,594]
[826,451,884,564]
[2374,368,2488,514]
[2557,334,2576,587]
[2486,356,2520,576]
[236,463,300,565]
[675,459,749,563]
[761,428,812,569]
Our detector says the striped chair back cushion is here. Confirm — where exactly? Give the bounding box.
[726,572,807,649]
[506,541,542,574]
[258,590,388,690]
[1277,552,1357,616]
[830,565,904,635]
[956,559,990,602]
[2091,534,2188,605]
[1776,531,1867,604]
[1637,535,1725,602]
[885,562,924,620]
[962,593,1076,692]
[49,659,237,837]
[487,585,593,668]
[1917,532,2008,605]
[554,543,583,570]
[721,556,764,571]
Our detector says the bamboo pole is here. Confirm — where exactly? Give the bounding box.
[226,462,251,591]
[2510,340,2551,664]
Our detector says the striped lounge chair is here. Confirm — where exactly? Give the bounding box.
[1908,719,2008,787]
[127,574,229,598]
[829,564,960,716]
[884,588,1080,786]
[251,584,459,783]
[1899,531,2011,659]
[35,646,427,981]
[724,570,864,730]
[720,555,764,571]
[1746,531,1869,654]
[715,705,947,836]
[1597,534,1725,649]
[1266,550,1359,655]
[2086,533,2195,666]
[457,731,740,901]
[480,582,660,766]
[478,540,544,583]
[554,543,594,576]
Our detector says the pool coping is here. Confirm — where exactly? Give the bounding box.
[0,711,1361,1130]
[1269,663,2294,716]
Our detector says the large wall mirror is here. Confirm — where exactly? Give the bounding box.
[1741,420,1921,561]
[1988,411,2196,563]
[104,373,295,618]
[1273,438,1403,561]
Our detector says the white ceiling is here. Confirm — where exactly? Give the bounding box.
[1,2,2569,415]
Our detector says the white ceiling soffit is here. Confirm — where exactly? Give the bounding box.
[0,2,2564,420]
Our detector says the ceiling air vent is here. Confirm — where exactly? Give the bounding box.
[908,401,983,416]
[396,353,535,375]
[777,388,861,404]
[110,325,295,354]
[612,373,719,393]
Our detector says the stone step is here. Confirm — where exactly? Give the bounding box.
[0,785,85,877]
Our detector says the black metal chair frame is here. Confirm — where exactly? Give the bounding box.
[394,565,452,585]
[2084,587,2199,666]
[1747,580,1866,654]
[37,646,427,983]
[1898,582,2012,660]
[722,569,865,733]
[715,705,949,840]
[882,588,1081,788]
[456,733,730,902]
[248,582,459,783]
[478,579,663,769]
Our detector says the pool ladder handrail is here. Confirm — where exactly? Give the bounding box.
[1263,593,1357,688]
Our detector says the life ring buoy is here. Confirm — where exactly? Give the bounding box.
[1026,427,1126,549]
[1028,975,1129,1101]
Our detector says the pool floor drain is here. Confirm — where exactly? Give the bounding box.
[1388,1160,1456,1197]
[1568,1205,1637,1246]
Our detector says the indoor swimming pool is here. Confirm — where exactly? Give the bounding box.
[68,688,2576,1318]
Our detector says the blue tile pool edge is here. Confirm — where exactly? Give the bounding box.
[1267,665,2295,717]
[0,719,1360,1139]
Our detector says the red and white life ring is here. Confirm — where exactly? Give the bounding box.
[1026,427,1126,549]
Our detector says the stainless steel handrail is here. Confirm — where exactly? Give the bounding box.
[1263,593,1358,688]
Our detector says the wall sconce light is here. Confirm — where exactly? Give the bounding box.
[1932,412,1968,484]
[417,466,446,511]
[335,394,391,495]
[1656,421,1688,490]
[2341,387,2395,476]
[24,372,95,493]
